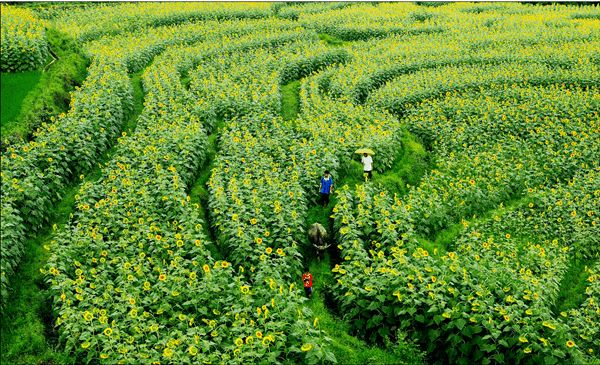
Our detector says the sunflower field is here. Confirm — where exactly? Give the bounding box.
[0,4,49,72]
[0,2,598,365]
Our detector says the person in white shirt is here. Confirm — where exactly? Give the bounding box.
[361,153,373,180]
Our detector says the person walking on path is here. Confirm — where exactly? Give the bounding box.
[361,153,373,180]
[308,222,330,261]
[302,268,313,299]
[319,170,333,207]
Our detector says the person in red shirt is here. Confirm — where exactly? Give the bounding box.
[302,268,313,299]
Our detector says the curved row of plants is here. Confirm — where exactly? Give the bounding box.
[1,57,132,310]
[54,2,273,43]
[334,34,598,104]
[300,2,445,42]
[84,17,301,73]
[369,60,599,117]
[315,1,598,104]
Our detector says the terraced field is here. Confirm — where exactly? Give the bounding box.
[1,2,598,364]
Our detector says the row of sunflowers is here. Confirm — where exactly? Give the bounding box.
[1,57,132,309]
[83,18,301,73]
[0,4,49,72]
[54,2,273,43]
[327,20,599,104]
[300,2,445,42]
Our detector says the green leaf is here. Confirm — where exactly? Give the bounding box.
[455,318,467,331]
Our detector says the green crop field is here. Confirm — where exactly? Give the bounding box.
[1,2,599,365]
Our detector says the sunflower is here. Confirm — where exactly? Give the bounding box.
[103,327,113,336]
[83,311,93,321]
[566,340,575,348]
[301,343,313,352]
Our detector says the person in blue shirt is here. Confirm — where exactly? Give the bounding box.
[319,170,333,207]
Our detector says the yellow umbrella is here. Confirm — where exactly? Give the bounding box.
[355,148,375,155]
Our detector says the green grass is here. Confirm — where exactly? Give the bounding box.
[318,33,347,47]
[553,259,596,313]
[188,118,225,260]
[378,131,430,197]
[281,80,301,121]
[1,71,42,131]
[0,72,146,365]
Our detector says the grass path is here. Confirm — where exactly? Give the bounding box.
[0,73,145,365]
[280,53,425,362]
[301,143,428,364]
[188,118,225,260]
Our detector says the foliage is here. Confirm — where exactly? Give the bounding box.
[331,169,598,364]
[301,2,444,41]
[1,28,89,148]
[54,2,274,42]
[0,4,48,72]
[1,58,132,310]
[2,3,599,364]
